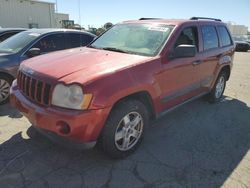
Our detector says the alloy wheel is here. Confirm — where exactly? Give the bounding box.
[0,79,10,103]
[115,112,144,151]
[215,76,225,99]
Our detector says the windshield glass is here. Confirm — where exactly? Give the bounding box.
[0,31,41,53]
[90,24,174,56]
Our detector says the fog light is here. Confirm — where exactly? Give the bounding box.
[56,121,71,135]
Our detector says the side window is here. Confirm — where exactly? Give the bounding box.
[201,26,219,50]
[81,34,94,46]
[32,33,65,53]
[217,26,232,47]
[0,32,18,42]
[174,27,199,50]
[65,33,81,49]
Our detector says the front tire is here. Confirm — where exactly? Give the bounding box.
[99,99,148,159]
[208,71,227,103]
[0,74,13,105]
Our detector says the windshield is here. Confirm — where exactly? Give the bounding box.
[89,24,173,56]
[0,31,41,53]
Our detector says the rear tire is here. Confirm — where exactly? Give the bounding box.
[0,74,13,105]
[99,99,148,159]
[208,71,227,103]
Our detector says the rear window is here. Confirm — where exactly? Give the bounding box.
[201,26,219,50]
[217,26,232,47]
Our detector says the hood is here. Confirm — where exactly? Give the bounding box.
[21,47,153,84]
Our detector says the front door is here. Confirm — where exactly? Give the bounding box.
[158,26,201,111]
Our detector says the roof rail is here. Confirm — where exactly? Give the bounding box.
[190,17,221,22]
[139,18,162,20]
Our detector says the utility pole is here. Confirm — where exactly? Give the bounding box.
[78,0,81,27]
[55,0,58,12]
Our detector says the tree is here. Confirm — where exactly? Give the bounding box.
[104,22,113,30]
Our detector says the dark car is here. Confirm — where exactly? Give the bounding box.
[233,36,250,52]
[235,41,250,52]
[0,28,26,43]
[0,29,96,104]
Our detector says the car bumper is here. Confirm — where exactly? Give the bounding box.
[10,81,111,148]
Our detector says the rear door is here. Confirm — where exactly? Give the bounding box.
[197,24,221,91]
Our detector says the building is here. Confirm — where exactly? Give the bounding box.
[0,0,69,28]
[227,22,248,36]
[55,13,70,28]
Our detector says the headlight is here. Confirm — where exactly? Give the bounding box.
[52,84,92,110]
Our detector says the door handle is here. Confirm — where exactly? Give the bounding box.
[192,60,202,66]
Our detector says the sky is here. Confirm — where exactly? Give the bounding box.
[44,0,250,30]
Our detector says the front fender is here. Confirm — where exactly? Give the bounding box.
[84,59,162,114]
[85,70,158,111]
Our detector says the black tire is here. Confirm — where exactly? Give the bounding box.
[0,74,13,105]
[99,99,148,159]
[208,71,227,103]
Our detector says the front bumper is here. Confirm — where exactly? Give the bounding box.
[10,81,111,148]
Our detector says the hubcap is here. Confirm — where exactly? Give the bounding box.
[115,112,143,151]
[215,76,225,99]
[0,79,10,103]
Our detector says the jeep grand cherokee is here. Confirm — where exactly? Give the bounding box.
[10,17,235,158]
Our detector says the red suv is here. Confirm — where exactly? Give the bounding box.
[10,17,235,158]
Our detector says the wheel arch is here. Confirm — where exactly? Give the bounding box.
[0,71,15,81]
[219,65,231,81]
[110,90,156,121]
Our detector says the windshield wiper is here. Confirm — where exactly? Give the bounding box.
[102,47,128,54]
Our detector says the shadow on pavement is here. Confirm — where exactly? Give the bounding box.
[0,97,249,188]
[0,103,23,118]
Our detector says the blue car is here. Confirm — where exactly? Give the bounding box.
[0,29,96,104]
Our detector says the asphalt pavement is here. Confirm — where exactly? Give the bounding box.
[0,52,249,188]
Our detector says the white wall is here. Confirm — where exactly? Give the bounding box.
[0,0,55,28]
[227,22,248,35]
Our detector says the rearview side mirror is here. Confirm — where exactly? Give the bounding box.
[169,45,197,59]
[26,48,41,58]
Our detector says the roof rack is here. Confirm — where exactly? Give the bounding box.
[139,18,162,20]
[190,17,221,22]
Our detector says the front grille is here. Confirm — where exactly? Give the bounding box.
[17,71,52,106]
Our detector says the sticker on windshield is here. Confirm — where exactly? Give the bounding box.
[29,33,41,37]
[148,27,169,32]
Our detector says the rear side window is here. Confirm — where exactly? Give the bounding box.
[201,26,219,50]
[65,33,81,49]
[81,34,94,46]
[217,26,232,47]
[64,33,94,48]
